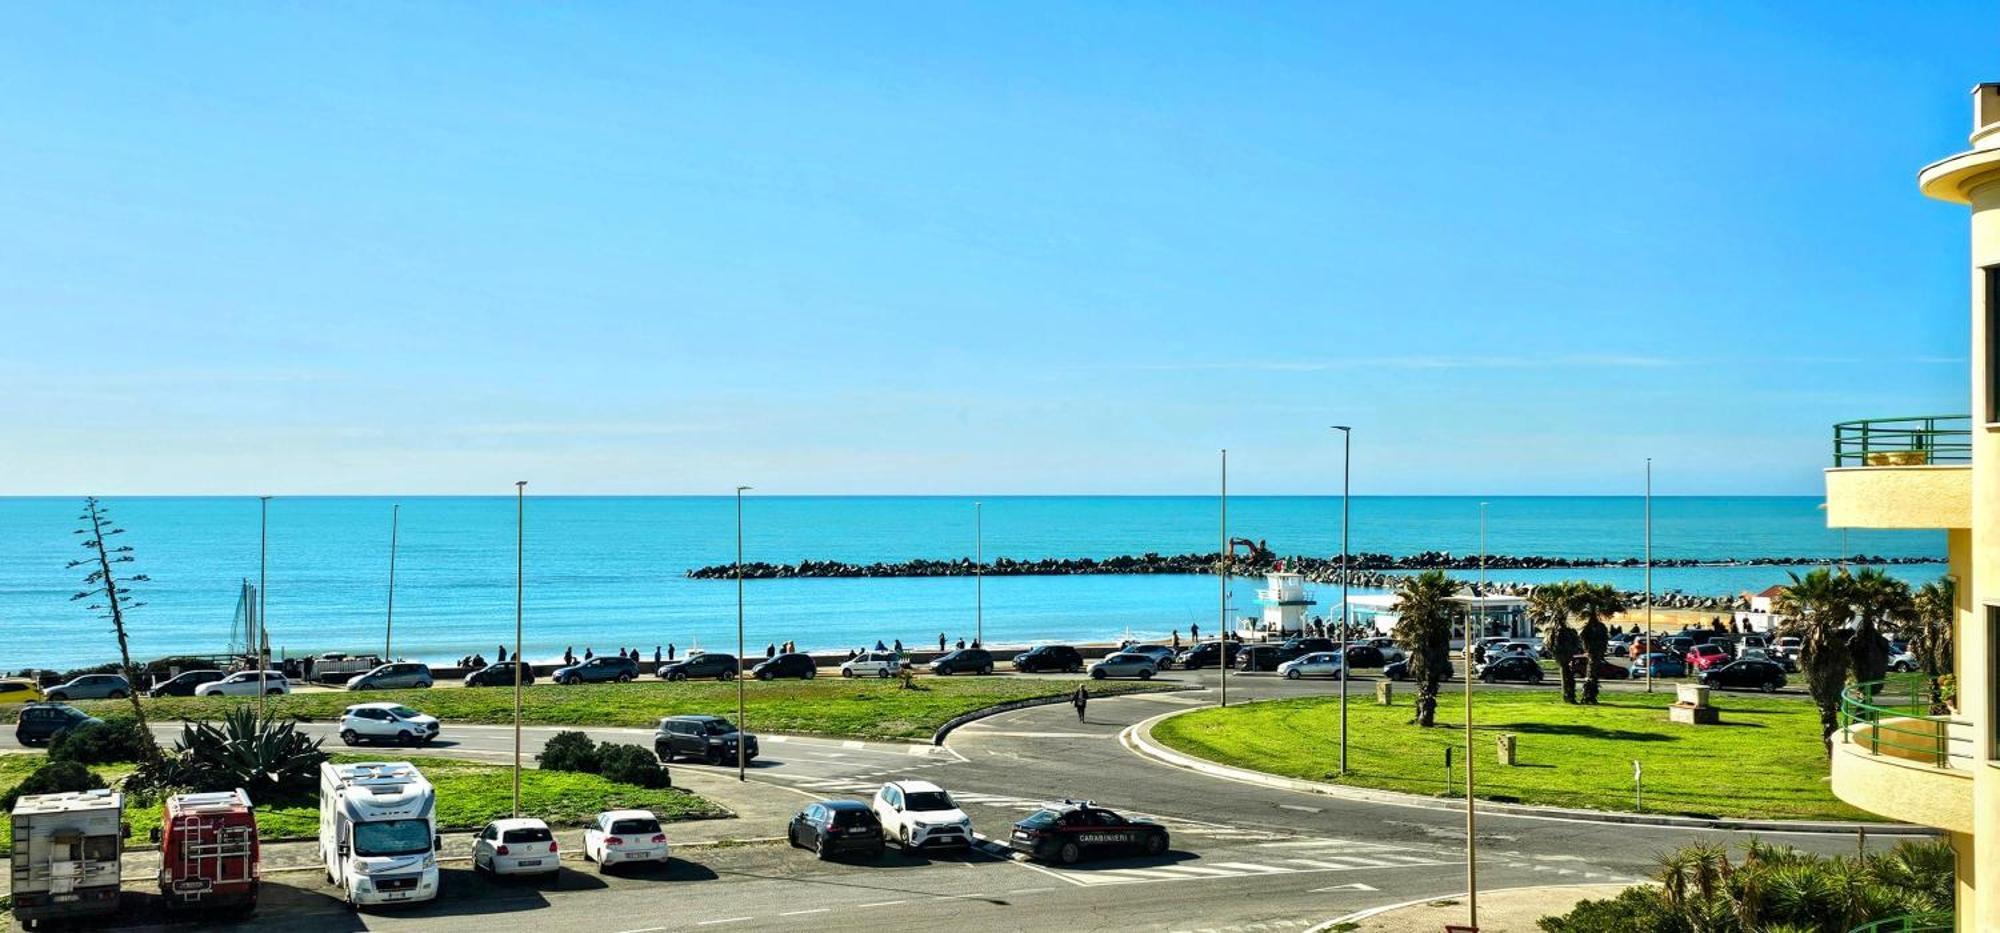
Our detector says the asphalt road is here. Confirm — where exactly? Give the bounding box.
[6,667,1885,932]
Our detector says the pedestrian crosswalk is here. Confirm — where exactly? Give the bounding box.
[1015,835,1461,887]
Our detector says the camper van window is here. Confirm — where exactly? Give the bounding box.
[83,834,118,862]
[353,819,432,858]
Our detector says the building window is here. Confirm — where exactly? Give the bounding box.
[1992,605,2000,758]
[1989,267,2000,423]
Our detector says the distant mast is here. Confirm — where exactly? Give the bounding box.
[230,578,259,657]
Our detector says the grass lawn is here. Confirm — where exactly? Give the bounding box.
[37,677,1163,740]
[0,752,725,857]
[1151,689,1873,822]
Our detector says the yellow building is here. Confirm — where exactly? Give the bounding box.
[1825,83,2000,932]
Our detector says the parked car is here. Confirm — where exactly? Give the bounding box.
[656,652,737,682]
[1566,655,1627,681]
[13,702,101,747]
[1685,643,1734,672]
[553,655,640,685]
[43,674,132,701]
[1888,649,1919,673]
[195,671,289,697]
[1276,637,1336,663]
[1383,657,1452,681]
[788,800,884,860]
[1605,638,1629,658]
[1089,652,1159,680]
[870,780,973,849]
[148,670,225,698]
[1233,644,1285,672]
[1361,637,1405,664]
[1773,636,1803,661]
[752,653,818,680]
[1699,659,1787,693]
[1277,651,1345,680]
[0,678,46,704]
[464,661,536,688]
[1477,656,1544,684]
[1012,644,1085,674]
[1343,644,1387,668]
[583,809,669,872]
[336,702,441,746]
[1738,647,1798,673]
[653,714,759,765]
[1009,800,1169,865]
[928,648,995,676]
[1628,652,1688,678]
[345,662,434,691]
[1173,642,1241,670]
[841,651,903,679]
[1123,645,1178,669]
[471,818,560,879]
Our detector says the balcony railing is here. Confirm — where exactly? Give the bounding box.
[1833,415,1972,466]
[1839,679,1973,770]
[1848,912,1952,933]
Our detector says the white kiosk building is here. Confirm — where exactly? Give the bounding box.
[1235,569,1317,640]
[1348,590,1532,649]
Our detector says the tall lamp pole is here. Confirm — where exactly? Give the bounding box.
[258,496,271,720]
[1332,426,1352,775]
[974,501,983,648]
[386,504,400,659]
[1465,605,1479,931]
[1645,459,1654,693]
[736,485,752,782]
[1218,449,1229,709]
[513,481,525,817]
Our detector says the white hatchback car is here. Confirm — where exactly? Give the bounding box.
[1277,652,1346,680]
[841,652,903,679]
[871,780,973,849]
[194,671,290,697]
[582,809,670,871]
[472,817,560,878]
[337,703,442,747]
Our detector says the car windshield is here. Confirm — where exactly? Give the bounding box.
[502,826,553,844]
[609,818,660,835]
[701,720,737,735]
[385,706,421,719]
[352,818,433,858]
[904,791,954,811]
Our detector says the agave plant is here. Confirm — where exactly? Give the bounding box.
[141,707,328,804]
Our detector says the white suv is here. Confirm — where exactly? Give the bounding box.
[842,652,902,679]
[337,703,441,746]
[871,780,972,849]
[195,671,290,697]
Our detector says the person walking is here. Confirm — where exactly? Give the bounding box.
[939,633,947,653]
[1171,630,1181,650]
[584,647,594,660]
[1071,683,1089,723]
[667,643,676,661]
[654,646,662,665]
[1191,622,1201,643]
[497,644,508,664]
[564,646,575,666]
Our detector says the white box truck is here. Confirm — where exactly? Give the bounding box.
[319,761,440,907]
[9,789,128,927]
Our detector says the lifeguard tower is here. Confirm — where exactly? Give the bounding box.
[1239,567,1316,640]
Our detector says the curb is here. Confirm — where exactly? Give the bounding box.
[1119,703,1935,836]
[930,684,1202,745]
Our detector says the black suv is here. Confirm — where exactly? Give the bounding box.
[657,652,739,681]
[929,648,994,676]
[752,653,818,680]
[464,661,536,688]
[1012,645,1084,674]
[1009,800,1169,865]
[15,703,102,747]
[1234,644,1285,672]
[148,669,226,698]
[1174,641,1242,670]
[552,655,639,685]
[654,714,759,765]
[1276,638,1336,662]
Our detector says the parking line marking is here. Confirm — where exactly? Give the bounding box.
[779,908,830,916]
[1007,887,1054,894]
[697,918,752,926]
[1277,804,1322,813]
[855,900,907,908]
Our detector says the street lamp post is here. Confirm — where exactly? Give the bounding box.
[736,485,752,782]
[1332,426,1352,775]
[1218,449,1228,710]
[1465,605,1479,931]
[513,481,525,817]
[1645,459,1654,693]
[974,501,983,648]
[386,503,399,659]
[258,496,270,720]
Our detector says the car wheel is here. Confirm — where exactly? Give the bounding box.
[877,668,891,678]
[1145,834,1168,857]
[1057,842,1082,865]
[109,690,128,700]
[935,666,950,676]
[787,826,800,848]
[721,671,737,681]
[1285,669,1301,680]
[399,731,418,746]
[757,671,771,681]
[340,729,359,746]
[617,674,634,683]
[1068,664,1082,674]
[981,664,993,675]
[842,668,854,678]
[1090,669,1106,680]
[356,684,374,691]
[1762,681,1779,693]
[1140,669,1154,680]
[668,672,686,682]
[816,837,832,860]
[899,827,911,848]
[704,748,721,765]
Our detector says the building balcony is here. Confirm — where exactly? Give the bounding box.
[1829,681,1974,834]
[1823,415,1972,530]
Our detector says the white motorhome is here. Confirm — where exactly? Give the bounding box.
[319,761,440,907]
[9,789,128,926]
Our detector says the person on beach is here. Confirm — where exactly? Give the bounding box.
[584,647,594,660]
[667,643,676,661]
[471,653,486,669]
[874,639,887,652]
[956,638,965,650]
[939,633,947,652]
[1171,630,1180,649]
[564,647,575,666]
[1191,622,1201,643]
[893,638,903,654]
[497,645,508,664]
[653,646,662,665]
[1071,684,1088,723]
[766,643,776,658]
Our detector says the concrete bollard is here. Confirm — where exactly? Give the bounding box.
[1496,733,1518,766]
[1375,681,1393,705]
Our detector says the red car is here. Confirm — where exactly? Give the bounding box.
[1685,643,1733,671]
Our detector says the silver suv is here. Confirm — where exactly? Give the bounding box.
[346,662,434,691]
[44,673,132,701]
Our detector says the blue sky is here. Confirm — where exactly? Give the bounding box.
[0,2,1987,495]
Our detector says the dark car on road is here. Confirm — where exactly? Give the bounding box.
[552,655,640,685]
[1383,657,1453,681]
[1478,655,1545,684]
[929,648,995,676]
[14,703,101,747]
[148,669,226,698]
[1174,642,1241,670]
[1699,659,1787,693]
[788,800,884,860]
[654,714,760,765]
[1009,800,1170,865]
[1566,655,1627,681]
[657,652,739,682]
[1343,644,1387,669]
[1233,644,1285,672]
[1012,645,1084,674]
[1276,637,1336,663]
[752,653,818,680]
[465,661,537,688]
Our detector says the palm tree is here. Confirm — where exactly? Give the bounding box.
[1907,577,1955,714]
[1391,569,1458,728]
[1530,582,1582,704]
[1846,567,1912,693]
[1565,582,1624,704]
[1774,567,1853,752]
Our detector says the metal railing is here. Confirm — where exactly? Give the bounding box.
[1839,679,1972,770]
[1833,415,1972,466]
[1848,911,1952,933]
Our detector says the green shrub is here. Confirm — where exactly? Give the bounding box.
[0,761,107,810]
[596,743,670,788]
[50,718,157,765]
[1537,885,1683,933]
[537,730,599,774]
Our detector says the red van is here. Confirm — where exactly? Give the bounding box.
[154,790,259,913]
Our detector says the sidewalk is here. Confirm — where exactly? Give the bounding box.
[1324,883,1631,932]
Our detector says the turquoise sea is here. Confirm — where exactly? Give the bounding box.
[0,497,1944,670]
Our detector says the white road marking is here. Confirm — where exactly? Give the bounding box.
[697,918,752,926]
[1277,804,1322,813]
[779,908,830,916]
[855,899,908,908]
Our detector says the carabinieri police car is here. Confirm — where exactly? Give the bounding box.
[1008,800,1171,865]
